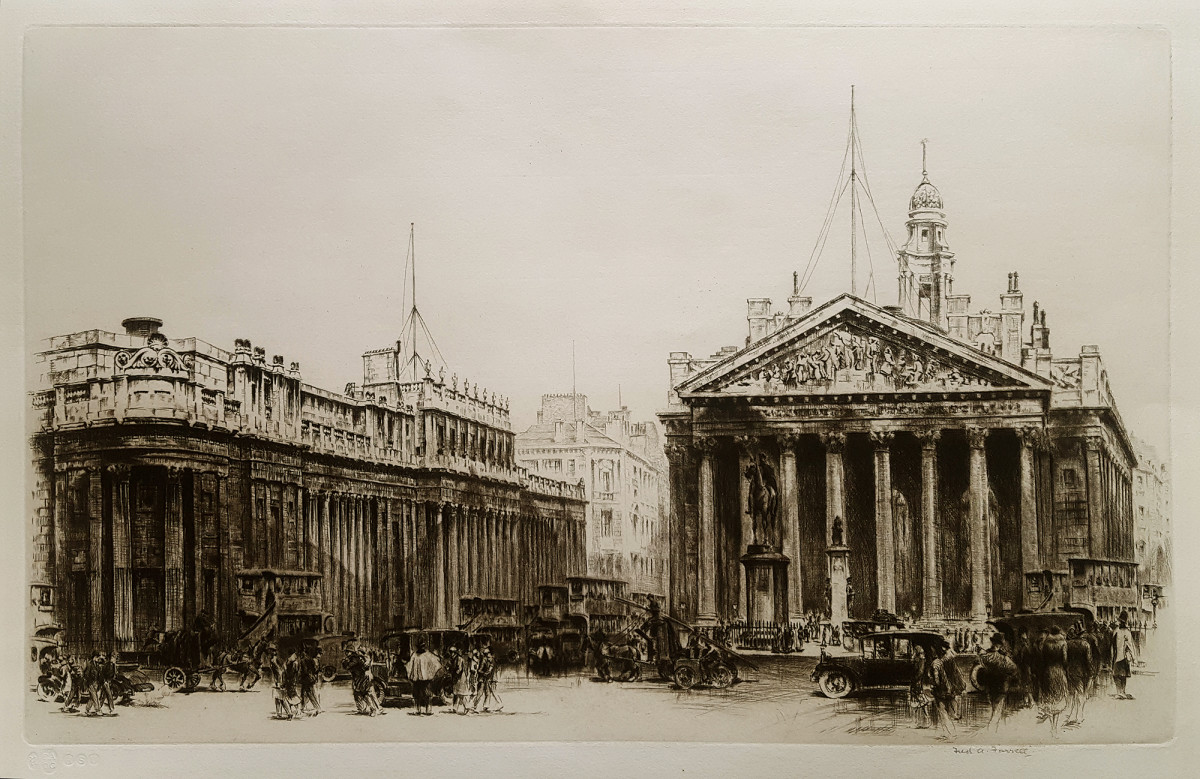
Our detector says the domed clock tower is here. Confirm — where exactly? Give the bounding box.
[897,140,956,330]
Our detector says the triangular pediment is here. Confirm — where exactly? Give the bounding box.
[678,294,1052,398]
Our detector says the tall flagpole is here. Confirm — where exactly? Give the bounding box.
[410,223,418,381]
[849,85,857,297]
[571,340,577,422]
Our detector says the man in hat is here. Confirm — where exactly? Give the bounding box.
[446,645,472,714]
[1112,611,1138,699]
[405,637,441,716]
[82,653,103,716]
[98,652,118,715]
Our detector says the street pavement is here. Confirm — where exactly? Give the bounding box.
[26,626,1173,745]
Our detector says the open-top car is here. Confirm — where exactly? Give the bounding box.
[813,629,959,699]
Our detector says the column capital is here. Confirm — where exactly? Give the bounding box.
[663,442,692,459]
[966,426,990,450]
[1084,435,1105,454]
[105,463,132,478]
[914,428,941,449]
[778,430,805,448]
[165,465,186,479]
[693,436,722,454]
[733,434,759,454]
[1016,426,1049,451]
[868,430,895,449]
[819,430,846,453]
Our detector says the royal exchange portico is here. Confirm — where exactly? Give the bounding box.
[661,294,1139,629]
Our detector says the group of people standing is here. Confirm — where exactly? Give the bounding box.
[262,644,324,720]
[440,643,502,715]
[42,650,122,716]
[966,611,1141,738]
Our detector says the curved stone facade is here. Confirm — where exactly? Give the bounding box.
[29,321,586,654]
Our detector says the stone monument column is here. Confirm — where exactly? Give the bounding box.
[695,436,719,625]
[870,430,896,614]
[820,431,849,627]
[967,427,991,623]
[916,430,942,619]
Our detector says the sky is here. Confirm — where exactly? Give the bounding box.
[21,24,1171,452]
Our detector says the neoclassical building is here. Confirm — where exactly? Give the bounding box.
[29,317,586,654]
[515,393,669,600]
[660,167,1141,628]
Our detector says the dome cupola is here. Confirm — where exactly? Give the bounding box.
[910,175,943,211]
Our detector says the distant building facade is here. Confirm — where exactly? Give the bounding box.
[1132,436,1171,610]
[515,394,668,601]
[660,164,1143,628]
[29,317,585,654]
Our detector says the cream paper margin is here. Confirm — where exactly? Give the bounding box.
[0,0,1194,776]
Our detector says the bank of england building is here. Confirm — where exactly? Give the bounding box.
[29,319,586,654]
[659,167,1142,629]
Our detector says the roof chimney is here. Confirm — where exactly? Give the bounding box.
[122,317,163,339]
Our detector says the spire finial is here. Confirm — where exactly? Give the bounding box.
[920,138,929,178]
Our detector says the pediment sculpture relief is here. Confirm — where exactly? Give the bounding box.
[719,326,995,394]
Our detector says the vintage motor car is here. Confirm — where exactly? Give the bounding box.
[812,629,955,699]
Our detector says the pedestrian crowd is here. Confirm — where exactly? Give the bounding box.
[39,649,123,717]
[906,610,1142,739]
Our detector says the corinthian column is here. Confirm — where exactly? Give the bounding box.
[1017,427,1044,605]
[433,502,448,628]
[967,427,991,622]
[1084,436,1107,558]
[164,466,185,632]
[695,437,719,625]
[870,430,896,614]
[87,468,104,648]
[108,464,134,651]
[734,435,758,619]
[916,430,941,619]
[446,504,460,627]
[779,432,804,620]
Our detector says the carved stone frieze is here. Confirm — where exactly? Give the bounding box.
[114,332,192,376]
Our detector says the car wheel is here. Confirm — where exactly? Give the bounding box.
[321,665,337,682]
[163,667,187,689]
[711,664,735,689]
[818,670,854,699]
[189,672,202,689]
[674,664,699,690]
[37,681,56,701]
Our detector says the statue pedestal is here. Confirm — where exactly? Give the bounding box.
[827,545,851,627]
[741,545,790,624]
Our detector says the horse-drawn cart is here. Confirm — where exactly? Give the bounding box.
[120,627,216,691]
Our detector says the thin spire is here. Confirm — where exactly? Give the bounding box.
[921,138,929,178]
[571,340,577,422]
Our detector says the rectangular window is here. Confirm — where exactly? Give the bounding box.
[1062,468,1078,489]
